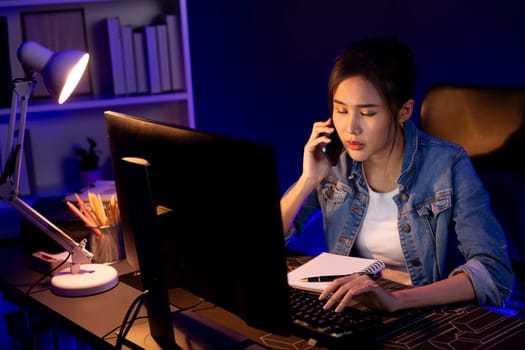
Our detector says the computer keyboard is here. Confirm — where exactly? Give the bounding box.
[120,270,423,347]
[288,286,383,346]
[288,283,431,348]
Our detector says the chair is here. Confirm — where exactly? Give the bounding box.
[419,84,525,280]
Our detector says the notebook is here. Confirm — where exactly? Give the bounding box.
[288,252,385,292]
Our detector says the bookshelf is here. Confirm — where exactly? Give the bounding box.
[0,0,194,237]
[0,0,195,195]
[0,0,194,126]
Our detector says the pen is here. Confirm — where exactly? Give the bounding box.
[299,273,377,282]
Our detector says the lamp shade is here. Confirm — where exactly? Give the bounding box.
[17,41,89,104]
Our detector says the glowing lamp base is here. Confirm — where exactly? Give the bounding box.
[51,264,119,297]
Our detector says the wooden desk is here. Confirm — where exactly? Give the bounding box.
[1,243,525,349]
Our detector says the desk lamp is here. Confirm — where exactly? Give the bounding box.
[0,41,118,297]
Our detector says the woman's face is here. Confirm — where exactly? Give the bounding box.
[332,76,397,162]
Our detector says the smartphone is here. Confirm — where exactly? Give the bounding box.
[322,129,343,166]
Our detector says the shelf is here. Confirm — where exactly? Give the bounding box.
[0,91,190,117]
[0,0,111,9]
[1,0,194,125]
[0,0,194,203]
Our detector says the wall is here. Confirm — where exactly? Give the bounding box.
[4,0,523,200]
[186,0,525,194]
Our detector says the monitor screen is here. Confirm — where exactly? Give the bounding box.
[104,111,292,346]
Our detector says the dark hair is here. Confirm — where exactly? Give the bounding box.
[328,37,416,117]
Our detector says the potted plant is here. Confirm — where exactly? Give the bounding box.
[76,137,101,187]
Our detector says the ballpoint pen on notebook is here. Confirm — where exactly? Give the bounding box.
[288,253,386,292]
[299,272,378,283]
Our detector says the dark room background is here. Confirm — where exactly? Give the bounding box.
[1,1,525,347]
[186,0,525,194]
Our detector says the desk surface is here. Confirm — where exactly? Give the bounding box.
[0,243,141,349]
[1,243,525,350]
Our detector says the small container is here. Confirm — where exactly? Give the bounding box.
[87,223,125,264]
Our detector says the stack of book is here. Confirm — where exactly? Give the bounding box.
[105,14,186,97]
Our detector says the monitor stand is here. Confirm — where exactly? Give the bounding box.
[119,308,266,349]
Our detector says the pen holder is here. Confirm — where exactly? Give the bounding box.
[87,223,125,264]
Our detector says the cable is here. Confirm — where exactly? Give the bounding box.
[22,251,72,349]
[114,289,150,350]
[104,291,207,347]
[191,302,219,313]
[101,316,148,342]
[26,251,72,296]
[171,297,206,312]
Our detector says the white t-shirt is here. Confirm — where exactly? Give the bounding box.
[354,185,412,286]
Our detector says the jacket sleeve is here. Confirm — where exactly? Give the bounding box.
[283,184,323,247]
[450,151,515,307]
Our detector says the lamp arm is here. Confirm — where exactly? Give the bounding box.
[0,77,93,272]
[5,78,32,194]
[7,195,93,267]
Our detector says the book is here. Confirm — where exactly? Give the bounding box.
[0,16,11,108]
[132,30,149,94]
[144,25,161,94]
[21,10,92,99]
[287,252,385,293]
[155,24,172,92]
[105,17,126,96]
[120,25,138,95]
[162,14,186,91]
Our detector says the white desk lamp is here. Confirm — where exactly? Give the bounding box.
[0,41,118,297]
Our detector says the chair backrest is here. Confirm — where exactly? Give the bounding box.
[419,84,525,171]
[419,84,525,277]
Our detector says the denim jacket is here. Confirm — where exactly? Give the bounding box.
[286,120,514,307]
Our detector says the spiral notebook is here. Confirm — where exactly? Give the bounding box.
[288,252,385,293]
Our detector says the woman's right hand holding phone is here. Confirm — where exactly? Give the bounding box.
[301,118,336,185]
[280,118,336,233]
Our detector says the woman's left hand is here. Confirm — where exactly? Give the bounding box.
[318,273,400,313]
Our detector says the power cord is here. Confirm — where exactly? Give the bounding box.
[26,251,72,296]
[114,289,150,349]
[105,291,207,348]
[23,251,72,349]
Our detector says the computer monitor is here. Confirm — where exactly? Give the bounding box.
[104,111,292,347]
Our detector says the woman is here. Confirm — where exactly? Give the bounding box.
[280,37,514,313]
